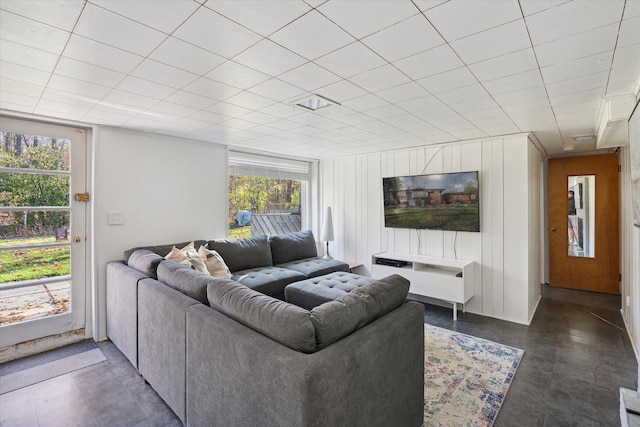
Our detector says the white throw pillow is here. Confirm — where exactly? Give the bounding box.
[164,241,198,262]
[180,257,209,274]
[198,245,232,278]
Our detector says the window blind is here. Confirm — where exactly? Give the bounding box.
[228,150,310,181]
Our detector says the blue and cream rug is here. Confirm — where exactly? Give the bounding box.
[424,324,524,427]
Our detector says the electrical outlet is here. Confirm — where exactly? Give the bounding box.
[108,211,124,225]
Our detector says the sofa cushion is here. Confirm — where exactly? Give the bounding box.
[269,230,317,264]
[157,260,214,304]
[277,257,349,279]
[285,272,376,310]
[180,257,209,275]
[206,280,316,353]
[165,241,199,262]
[127,249,164,279]
[310,274,410,350]
[207,235,272,273]
[232,267,305,298]
[124,240,207,263]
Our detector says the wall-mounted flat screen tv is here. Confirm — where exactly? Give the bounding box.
[383,171,480,232]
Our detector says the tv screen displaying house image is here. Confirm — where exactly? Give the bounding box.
[383,171,480,232]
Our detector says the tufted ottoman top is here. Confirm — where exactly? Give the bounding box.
[284,271,376,310]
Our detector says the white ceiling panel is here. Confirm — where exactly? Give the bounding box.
[317,1,418,39]
[314,42,386,78]
[424,1,522,41]
[150,37,226,76]
[1,0,638,159]
[92,0,200,34]
[173,6,261,59]
[269,11,354,60]
[361,14,444,62]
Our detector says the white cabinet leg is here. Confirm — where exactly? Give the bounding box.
[453,302,457,321]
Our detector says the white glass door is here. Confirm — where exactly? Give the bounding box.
[0,117,87,348]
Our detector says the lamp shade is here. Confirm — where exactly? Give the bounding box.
[320,206,334,242]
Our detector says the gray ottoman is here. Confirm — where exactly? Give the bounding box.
[284,271,376,309]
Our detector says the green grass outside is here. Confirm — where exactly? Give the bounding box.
[228,225,251,239]
[0,236,70,283]
[385,206,480,232]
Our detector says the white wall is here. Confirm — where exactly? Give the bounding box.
[92,127,228,340]
[320,134,543,325]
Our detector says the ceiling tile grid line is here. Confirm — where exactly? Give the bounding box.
[0,0,638,159]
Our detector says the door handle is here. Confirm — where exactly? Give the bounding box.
[551,227,557,232]
[73,236,82,243]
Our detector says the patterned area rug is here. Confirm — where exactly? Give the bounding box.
[424,324,524,427]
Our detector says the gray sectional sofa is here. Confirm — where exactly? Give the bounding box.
[106,230,425,426]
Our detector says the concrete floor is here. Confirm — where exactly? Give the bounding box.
[0,282,70,325]
[0,284,636,427]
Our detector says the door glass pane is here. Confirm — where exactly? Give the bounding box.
[568,175,595,258]
[0,131,72,326]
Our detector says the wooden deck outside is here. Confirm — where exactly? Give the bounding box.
[251,214,301,236]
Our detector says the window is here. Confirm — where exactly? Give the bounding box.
[228,151,310,238]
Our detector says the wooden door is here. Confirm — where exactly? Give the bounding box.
[548,154,619,294]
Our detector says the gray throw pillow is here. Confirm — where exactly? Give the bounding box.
[269,230,317,264]
[207,235,273,273]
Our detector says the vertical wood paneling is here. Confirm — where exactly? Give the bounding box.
[321,134,537,324]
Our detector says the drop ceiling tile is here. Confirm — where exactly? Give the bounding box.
[225,91,276,110]
[103,89,159,110]
[337,112,380,126]
[54,57,125,87]
[451,20,531,64]
[188,109,228,124]
[63,35,142,74]
[364,104,406,120]
[606,81,636,95]
[493,85,548,106]
[260,103,303,118]
[48,74,111,99]
[0,78,44,98]
[618,16,640,47]
[0,10,70,54]
[233,39,307,77]
[362,14,444,62]
[242,124,282,135]
[412,105,457,121]
[205,61,271,90]
[437,83,491,104]
[183,77,243,101]
[209,1,311,37]
[449,96,500,113]
[424,0,523,41]
[549,87,605,107]
[37,98,91,115]
[342,93,389,112]
[468,48,538,82]
[318,0,418,39]
[0,0,84,32]
[0,61,51,86]
[269,11,354,60]
[375,82,430,104]
[395,96,444,113]
[534,23,619,67]
[174,7,261,59]
[519,0,570,17]
[150,37,226,75]
[540,51,613,83]
[609,65,639,85]
[483,70,544,96]
[416,67,478,94]
[310,119,348,132]
[147,101,198,118]
[131,59,199,89]
[350,64,411,92]
[464,107,508,122]
[41,88,100,108]
[220,118,260,131]
[247,78,306,102]
[525,1,623,45]
[74,3,166,56]
[117,76,177,100]
[623,0,640,19]
[0,91,38,110]
[85,108,135,124]
[206,102,252,117]
[0,39,59,72]
[88,101,144,117]
[428,113,471,128]
[316,80,368,102]
[91,0,199,33]
[546,71,609,98]
[164,90,216,110]
[394,45,463,80]
[265,118,305,130]
[314,42,385,78]
[612,43,640,69]
[278,62,341,91]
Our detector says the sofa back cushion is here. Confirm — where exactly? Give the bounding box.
[127,249,164,279]
[124,240,207,263]
[269,230,317,265]
[157,260,214,304]
[310,274,410,350]
[207,235,272,273]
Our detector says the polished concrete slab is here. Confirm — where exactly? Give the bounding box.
[0,284,636,426]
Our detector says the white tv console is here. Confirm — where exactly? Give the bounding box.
[371,252,475,321]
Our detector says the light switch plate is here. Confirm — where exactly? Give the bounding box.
[108,211,124,225]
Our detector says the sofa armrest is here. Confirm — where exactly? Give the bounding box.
[186,301,424,427]
[106,261,148,368]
